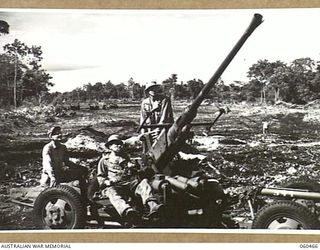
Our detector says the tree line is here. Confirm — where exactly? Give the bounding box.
[53,57,320,106]
[1,19,320,107]
[246,58,320,104]
[46,76,209,105]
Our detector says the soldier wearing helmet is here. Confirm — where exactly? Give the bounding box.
[40,126,88,195]
[140,81,174,137]
[95,134,163,225]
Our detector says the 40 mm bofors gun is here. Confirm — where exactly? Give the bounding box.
[28,14,263,230]
[144,13,263,174]
[136,14,264,228]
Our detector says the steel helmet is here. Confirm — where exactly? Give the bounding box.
[47,126,61,137]
[105,134,123,148]
[145,81,161,93]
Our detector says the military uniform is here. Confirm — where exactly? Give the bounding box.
[40,140,87,189]
[140,95,174,131]
[97,152,157,217]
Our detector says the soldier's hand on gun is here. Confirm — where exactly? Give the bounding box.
[151,128,160,141]
[138,133,146,141]
[104,179,113,187]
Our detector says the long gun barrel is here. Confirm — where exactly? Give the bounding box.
[260,187,320,201]
[148,14,263,172]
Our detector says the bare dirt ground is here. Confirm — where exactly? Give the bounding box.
[1,100,320,230]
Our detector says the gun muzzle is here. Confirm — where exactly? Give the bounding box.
[245,13,264,36]
[149,13,263,173]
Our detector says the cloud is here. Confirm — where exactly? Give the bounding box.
[2,8,320,93]
[46,63,99,72]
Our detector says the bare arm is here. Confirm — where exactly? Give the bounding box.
[140,100,150,134]
[42,145,54,178]
[42,144,57,187]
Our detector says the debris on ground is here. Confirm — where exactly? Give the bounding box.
[65,133,108,153]
[1,103,320,229]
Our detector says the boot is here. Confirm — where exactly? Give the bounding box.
[123,208,140,227]
[146,201,164,219]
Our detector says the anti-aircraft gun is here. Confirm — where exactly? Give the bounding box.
[28,14,264,230]
[137,14,264,227]
[142,14,263,174]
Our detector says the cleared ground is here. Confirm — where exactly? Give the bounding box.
[1,101,320,229]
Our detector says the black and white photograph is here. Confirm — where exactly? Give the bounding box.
[1,7,320,233]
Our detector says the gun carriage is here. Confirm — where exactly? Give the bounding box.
[30,14,305,230]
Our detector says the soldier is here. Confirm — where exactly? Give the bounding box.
[40,126,88,196]
[139,81,174,154]
[140,81,174,134]
[262,121,270,136]
[97,134,163,224]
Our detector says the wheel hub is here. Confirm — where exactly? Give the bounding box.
[44,199,67,227]
[268,217,301,229]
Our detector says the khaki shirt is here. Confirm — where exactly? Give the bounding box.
[140,95,174,130]
[97,152,132,186]
[42,141,69,177]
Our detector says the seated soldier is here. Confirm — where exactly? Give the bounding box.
[40,126,88,196]
[96,134,162,224]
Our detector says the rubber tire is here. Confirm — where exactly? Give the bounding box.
[33,185,85,229]
[252,200,320,229]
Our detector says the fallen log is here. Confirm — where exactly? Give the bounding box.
[10,199,34,208]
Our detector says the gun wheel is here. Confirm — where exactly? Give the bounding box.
[252,200,319,229]
[33,185,85,229]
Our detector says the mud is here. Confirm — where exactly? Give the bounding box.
[1,102,320,230]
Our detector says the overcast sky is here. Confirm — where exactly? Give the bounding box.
[1,8,320,92]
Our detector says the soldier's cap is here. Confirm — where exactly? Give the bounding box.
[145,81,161,93]
[47,126,62,137]
[105,134,124,148]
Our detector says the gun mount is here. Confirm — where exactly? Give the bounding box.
[142,14,263,173]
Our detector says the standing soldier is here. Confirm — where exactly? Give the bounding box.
[140,81,174,146]
[262,121,270,136]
